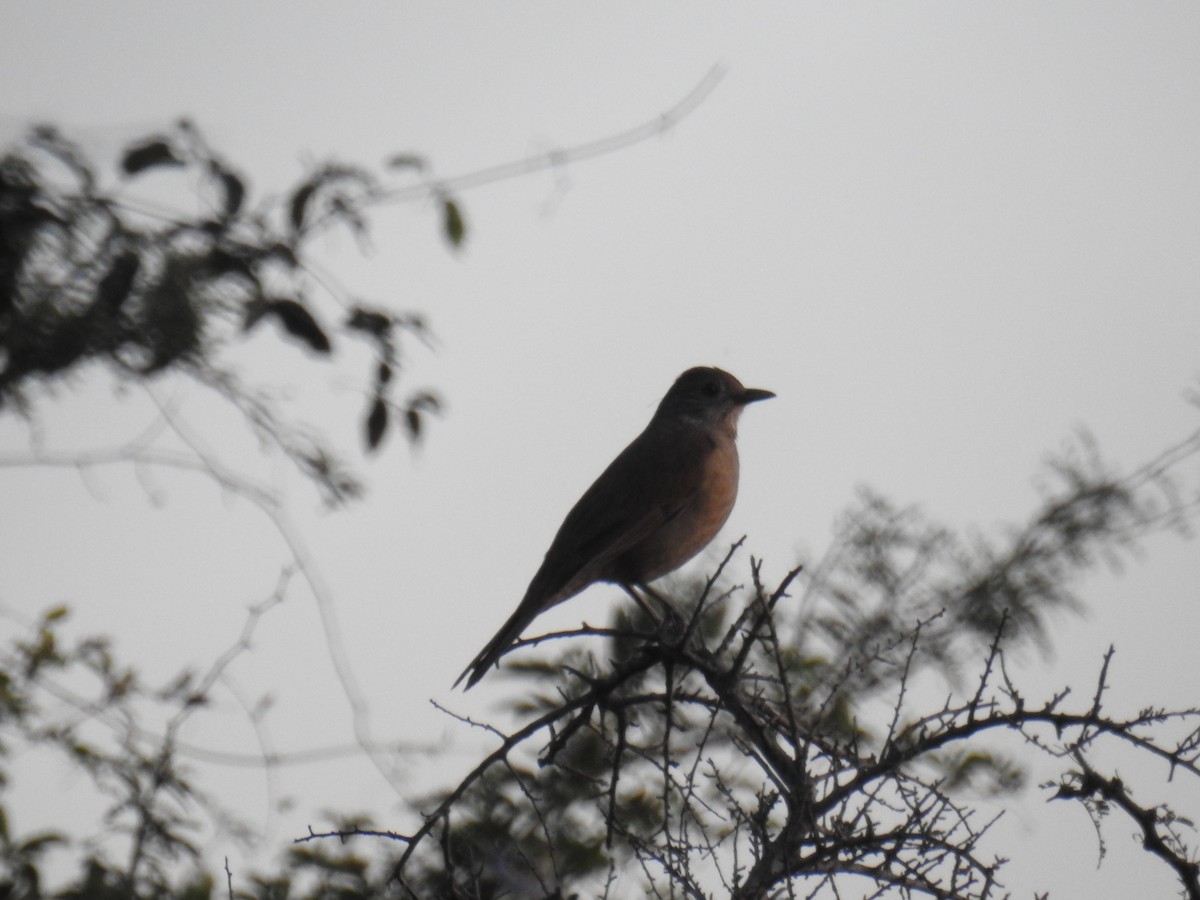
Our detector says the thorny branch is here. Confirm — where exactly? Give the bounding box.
[304,536,1198,898]
[322,459,1200,897]
[1053,755,1200,900]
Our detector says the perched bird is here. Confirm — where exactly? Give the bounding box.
[455,366,774,689]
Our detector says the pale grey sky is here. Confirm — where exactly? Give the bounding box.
[2,4,1199,896]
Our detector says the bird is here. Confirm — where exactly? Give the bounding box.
[455,366,774,690]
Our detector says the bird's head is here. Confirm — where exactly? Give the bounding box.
[655,366,775,432]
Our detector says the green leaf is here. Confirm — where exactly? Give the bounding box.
[289,180,317,233]
[209,161,245,218]
[243,296,269,332]
[365,395,388,451]
[266,298,331,354]
[385,152,426,172]
[345,306,391,338]
[94,251,140,311]
[442,197,465,247]
[121,138,184,176]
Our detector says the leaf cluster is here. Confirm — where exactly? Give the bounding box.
[0,123,452,492]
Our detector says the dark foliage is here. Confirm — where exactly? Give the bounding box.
[0,122,449,494]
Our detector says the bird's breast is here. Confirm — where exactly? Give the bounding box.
[612,435,740,584]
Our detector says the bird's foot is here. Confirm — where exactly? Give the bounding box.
[629,583,687,643]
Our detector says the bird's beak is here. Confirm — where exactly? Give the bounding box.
[736,387,775,405]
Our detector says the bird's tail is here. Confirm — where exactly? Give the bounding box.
[453,597,541,690]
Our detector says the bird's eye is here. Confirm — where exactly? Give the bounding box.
[702,380,720,397]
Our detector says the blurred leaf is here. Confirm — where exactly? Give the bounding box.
[442,197,465,247]
[408,390,439,413]
[94,251,140,311]
[203,246,257,282]
[404,407,421,441]
[243,296,269,332]
[266,299,331,354]
[269,242,299,267]
[30,125,97,192]
[365,396,388,451]
[386,153,426,172]
[400,391,440,444]
[287,164,378,238]
[121,138,184,176]
[177,872,215,900]
[135,262,203,372]
[345,306,391,338]
[934,749,1026,797]
[289,180,317,233]
[209,161,245,218]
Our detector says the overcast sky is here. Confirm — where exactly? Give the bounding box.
[2,4,1199,897]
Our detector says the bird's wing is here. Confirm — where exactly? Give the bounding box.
[531,424,712,605]
[455,424,713,690]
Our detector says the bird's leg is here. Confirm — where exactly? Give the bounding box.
[638,584,685,621]
[621,583,660,625]
[627,583,686,642]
